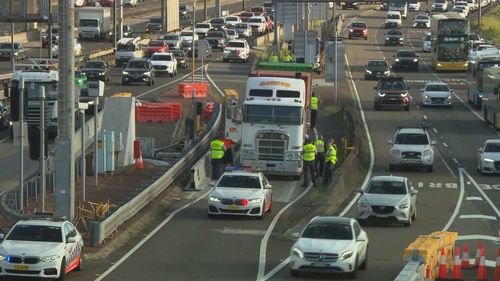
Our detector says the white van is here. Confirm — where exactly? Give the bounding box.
[115,37,144,67]
[123,0,138,7]
[385,11,403,29]
[388,1,408,19]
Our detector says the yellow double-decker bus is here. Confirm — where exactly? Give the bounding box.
[431,13,469,72]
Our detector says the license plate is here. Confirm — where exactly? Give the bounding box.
[14,265,29,270]
[228,204,239,210]
[389,97,397,101]
[312,263,328,267]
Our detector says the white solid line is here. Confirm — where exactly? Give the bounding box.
[463,169,500,218]
[95,188,213,281]
[443,142,448,148]
[436,149,457,178]
[276,181,299,203]
[453,158,458,163]
[263,257,290,280]
[0,136,9,143]
[432,128,438,134]
[212,228,268,236]
[256,183,312,281]
[466,196,483,201]
[423,115,428,120]
[452,91,500,137]
[459,214,497,220]
[442,168,465,231]
[456,234,499,242]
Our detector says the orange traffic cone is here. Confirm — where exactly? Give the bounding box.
[135,155,144,169]
[494,248,500,281]
[476,247,488,281]
[475,242,482,267]
[424,264,431,281]
[450,246,462,280]
[437,246,449,280]
[462,243,471,269]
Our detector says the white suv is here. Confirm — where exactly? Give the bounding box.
[385,11,403,29]
[223,39,250,62]
[0,217,84,280]
[388,127,435,172]
[247,16,267,35]
[151,52,178,77]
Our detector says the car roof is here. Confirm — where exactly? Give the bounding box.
[485,139,500,144]
[152,52,173,55]
[311,216,353,225]
[221,171,262,177]
[15,219,66,227]
[425,81,447,86]
[396,49,416,53]
[398,127,426,134]
[370,175,406,182]
[228,39,246,43]
[387,11,401,14]
[368,59,386,62]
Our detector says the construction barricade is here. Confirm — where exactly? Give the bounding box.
[179,82,209,98]
[203,102,215,121]
[135,102,182,123]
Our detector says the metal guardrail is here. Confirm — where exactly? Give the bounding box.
[89,104,222,246]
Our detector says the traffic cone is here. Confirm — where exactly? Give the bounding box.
[437,246,449,280]
[476,247,488,281]
[462,243,471,269]
[424,264,431,281]
[494,248,500,281]
[475,242,483,267]
[450,246,463,280]
[135,155,144,169]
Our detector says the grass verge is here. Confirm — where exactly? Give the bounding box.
[471,5,500,45]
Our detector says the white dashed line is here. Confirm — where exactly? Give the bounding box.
[432,128,438,134]
[453,158,458,163]
[423,115,427,119]
[466,196,483,201]
[459,214,497,220]
[443,142,448,148]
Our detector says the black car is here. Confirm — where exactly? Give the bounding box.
[146,17,162,33]
[42,26,59,48]
[210,18,226,29]
[385,29,404,46]
[179,4,190,19]
[0,43,26,61]
[364,60,391,80]
[374,76,410,111]
[122,58,156,86]
[393,49,419,71]
[342,0,360,10]
[80,59,110,81]
[171,50,188,69]
[206,30,226,50]
[108,25,133,42]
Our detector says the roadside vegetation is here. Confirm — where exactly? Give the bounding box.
[472,5,500,45]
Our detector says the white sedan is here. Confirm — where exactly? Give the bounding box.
[408,1,421,11]
[150,52,177,76]
[420,81,453,107]
[290,216,368,278]
[208,171,272,219]
[477,140,500,174]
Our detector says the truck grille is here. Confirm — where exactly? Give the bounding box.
[304,252,338,262]
[257,131,288,161]
[372,205,394,214]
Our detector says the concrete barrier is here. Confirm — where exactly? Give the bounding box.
[0,29,40,44]
[190,152,210,190]
[252,27,283,47]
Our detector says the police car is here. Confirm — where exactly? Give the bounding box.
[208,171,272,219]
[0,216,84,280]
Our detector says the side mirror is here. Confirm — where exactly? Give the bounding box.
[0,233,4,240]
[264,184,272,189]
[291,232,300,239]
[477,148,482,153]
[67,237,76,244]
[411,189,418,195]
[387,140,393,145]
[356,187,364,193]
[431,141,436,145]
[208,181,216,187]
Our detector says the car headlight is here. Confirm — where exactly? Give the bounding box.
[286,152,301,160]
[249,198,262,204]
[144,72,151,76]
[384,70,391,75]
[424,95,429,99]
[122,71,129,75]
[99,72,105,75]
[399,38,404,41]
[447,95,452,100]
[339,250,353,260]
[365,69,372,74]
[223,49,230,53]
[398,203,409,209]
[39,255,60,263]
[391,148,400,155]
[291,247,304,258]
[0,254,5,261]
[413,58,418,62]
[423,149,432,156]
[209,196,221,202]
[437,63,442,67]
[401,92,408,97]
[349,29,354,32]
[378,92,386,97]
[358,199,369,208]
[395,58,400,62]
[483,158,494,163]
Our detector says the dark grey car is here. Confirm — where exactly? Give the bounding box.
[122,59,156,86]
[206,30,226,50]
[364,60,391,80]
[393,50,419,71]
[81,60,110,81]
[171,50,188,68]
[0,43,26,60]
[146,17,162,33]
[384,29,404,46]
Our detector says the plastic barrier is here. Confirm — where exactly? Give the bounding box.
[179,82,208,98]
[135,102,182,123]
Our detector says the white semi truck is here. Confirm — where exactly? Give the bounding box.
[77,7,112,40]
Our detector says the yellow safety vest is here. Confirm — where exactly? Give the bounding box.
[315,139,325,153]
[326,144,337,164]
[210,140,225,159]
[303,143,316,161]
[269,55,279,63]
[311,96,319,110]
[284,54,292,62]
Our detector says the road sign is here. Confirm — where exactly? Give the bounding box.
[0,0,51,22]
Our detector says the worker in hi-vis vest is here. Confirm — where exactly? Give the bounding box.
[314,135,326,177]
[210,135,226,180]
[302,138,317,187]
[310,92,322,129]
[322,138,338,186]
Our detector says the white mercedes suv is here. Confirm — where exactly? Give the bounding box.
[388,127,435,172]
[0,217,84,280]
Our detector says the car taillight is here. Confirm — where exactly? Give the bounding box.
[241,199,249,206]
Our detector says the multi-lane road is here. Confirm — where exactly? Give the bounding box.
[0,2,499,281]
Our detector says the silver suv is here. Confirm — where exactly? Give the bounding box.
[388,127,435,172]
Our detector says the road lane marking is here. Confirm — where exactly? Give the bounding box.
[0,136,9,143]
[456,234,499,242]
[462,169,500,218]
[423,114,427,119]
[459,214,497,220]
[435,149,457,178]
[466,196,483,201]
[94,188,213,281]
[276,182,297,203]
[443,142,448,148]
[432,128,438,134]
[212,228,267,236]
[453,158,458,163]
[442,168,465,231]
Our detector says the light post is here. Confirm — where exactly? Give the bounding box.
[18,77,25,213]
[94,97,99,186]
[78,102,90,203]
[191,0,197,140]
[39,86,46,212]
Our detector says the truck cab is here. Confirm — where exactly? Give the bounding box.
[77,7,112,40]
[115,37,144,67]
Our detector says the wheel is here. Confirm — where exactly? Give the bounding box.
[75,248,83,271]
[348,35,352,39]
[292,175,301,181]
[427,165,433,172]
[359,251,367,270]
[364,75,369,80]
[170,72,174,77]
[290,269,300,276]
[207,213,217,219]
[374,103,381,111]
[484,108,489,124]
[121,80,127,85]
[147,80,152,86]
[404,212,412,227]
[404,105,410,111]
[412,206,417,221]
[56,259,66,281]
[349,257,358,278]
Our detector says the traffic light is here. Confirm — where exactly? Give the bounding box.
[196,102,204,115]
[75,73,87,87]
[28,126,48,160]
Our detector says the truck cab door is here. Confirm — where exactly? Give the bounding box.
[225,105,242,143]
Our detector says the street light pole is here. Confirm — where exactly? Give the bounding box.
[18,78,25,213]
[94,97,99,186]
[333,4,338,105]
[39,87,46,212]
[192,0,196,140]
[161,0,166,33]
[79,103,89,203]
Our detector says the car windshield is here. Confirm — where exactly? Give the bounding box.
[425,84,449,91]
[351,22,366,28]
[395,133,429,145]
[302,222,353,240]
[227,30,236,35]
[452,7,464,11]
[388,29,402,35]
[164,35,178,40]
[84,61,105,68]
[172,51,185,58]
[416,15,429,20]
[149,18,162,24]
[241,13,253,17]
[179,5,187,11]
[180,31,193,37]
[128,61,148,69]
[424,34,431,41]
[0,43,20,49]
[485,143,500,152]
[380,80,406,90]
[227,42,245,48]
[226,17,238,21]
[80,19,97,27]
[244,105,302,125]
[148,40,164,46]
[196,23,210,28]
[152,54,172,61]
[117,43,135,51]
[366,180,407,195]
[387,14,400,19]
[251,7,264,12]
[235,23,248,29]
[249,18,262,23]
[6,225,62,242]
[211,18,224,24]
[397,51,416,57]
[208,32,224,37]
[368,61,387,68]
[218,175,261,189]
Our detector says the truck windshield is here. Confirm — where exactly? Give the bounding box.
[80,19,97,27]
[244,105,302,125]
[117,44,135,51]
[26,82,58,99]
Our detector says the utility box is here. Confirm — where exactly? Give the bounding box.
[86,80,105,97]
[97,131,107,174]
[104,131,115,172]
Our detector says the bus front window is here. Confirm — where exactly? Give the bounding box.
[437,43,468,61]
[438,20,469,35]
